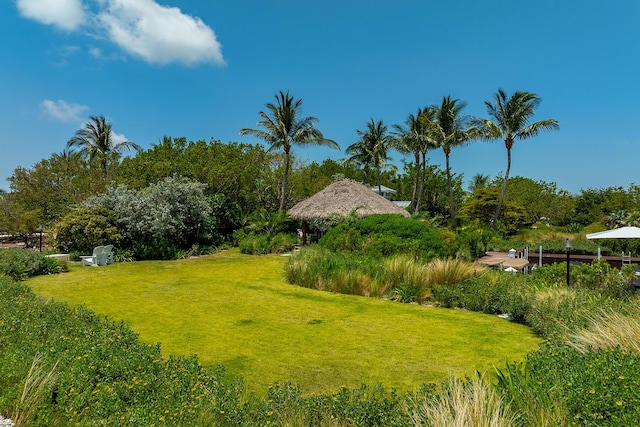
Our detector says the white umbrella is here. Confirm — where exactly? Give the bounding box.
[586,226,640,239]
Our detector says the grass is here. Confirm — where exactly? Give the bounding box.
[27,248,541,395]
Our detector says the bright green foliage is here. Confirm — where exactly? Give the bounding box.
[0,278,244,426]
[522,343,640,427]
[0,249,60,281]
[431,269,531,323]
[319,214,446,259]
[500,176,574,225]
[454,227,499,259]
[238,233,298,254]
[116,137,282,224]
[54,207,123,254]
[459,186,531,234]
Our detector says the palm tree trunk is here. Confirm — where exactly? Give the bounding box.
[279,149,291,211]
[492,145,512,226]
[410,151,420,211]
[375,156,382,196]
[445,151,456,227]
[415,152,427,213]
[101,157,108,180]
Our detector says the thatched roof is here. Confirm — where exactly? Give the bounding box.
[288,179,410,221]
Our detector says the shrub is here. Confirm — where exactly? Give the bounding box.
[0,249,60,281]
[431,270,531,322]
[319,214,446,260]
[53,207,122,254]
[130,237,183,260]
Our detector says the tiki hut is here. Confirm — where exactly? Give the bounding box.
[288,179,410,244]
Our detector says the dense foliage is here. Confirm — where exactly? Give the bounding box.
[0,249,61,281]
[319,214,447,258]
[55,176,224,259]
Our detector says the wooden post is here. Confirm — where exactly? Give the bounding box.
[301,221,308,245]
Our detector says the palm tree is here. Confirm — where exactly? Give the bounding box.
[474,89,559,226]
[240,91,338,211]
[468,173,489,193]
[344,138,374,185]
[432,96,477,226]
[67,115,141,180]
[392,107,438,213]
[348,119,392,196]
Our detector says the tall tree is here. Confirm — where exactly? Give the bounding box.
[432,96,476,226]
[239,91,338,211]
[67,115,141,180]
[474,89,559,226]
[392,108,438,213]
[348,119,392,196]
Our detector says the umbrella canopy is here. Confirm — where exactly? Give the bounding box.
[586,226,640,239]
[287,179,410,221]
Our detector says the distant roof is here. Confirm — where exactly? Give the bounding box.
[288,179,411,221]
[370,185,397,194]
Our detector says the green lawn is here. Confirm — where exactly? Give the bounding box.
[27,249,541,395]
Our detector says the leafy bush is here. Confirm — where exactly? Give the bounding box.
[130,236,183,260]
[71,176,224,259]
[431,270,531,322]
[238,233,297,255]
[54,207,123,254]
[533,259,636,299]
[319,214,446,260]
[0,249,60,281]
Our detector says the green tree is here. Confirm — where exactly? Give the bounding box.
[67,115,141,180]
[432,96,477,226]
[392,107,438,213]
[474,89,559,226]
[239,91,338,211]
[468,173,489,193]
[348,118,392,195]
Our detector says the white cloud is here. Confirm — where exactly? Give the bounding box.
[111,131,129,145]
[97,0,225,66]
[41,99,89,122]
[16,0,86,31]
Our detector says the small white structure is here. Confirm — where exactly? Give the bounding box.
[370,185,397,200]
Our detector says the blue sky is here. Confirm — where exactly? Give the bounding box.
[2,0,640,194]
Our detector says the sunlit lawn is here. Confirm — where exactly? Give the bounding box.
[28,249,541,395]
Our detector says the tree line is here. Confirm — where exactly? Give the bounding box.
[1,88,639,249]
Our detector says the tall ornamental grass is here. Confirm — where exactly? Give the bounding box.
[408,375,516,427]
[425,258,484,286]
[568,301,640,354]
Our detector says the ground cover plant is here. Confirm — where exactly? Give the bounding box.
[25,249,538,395]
